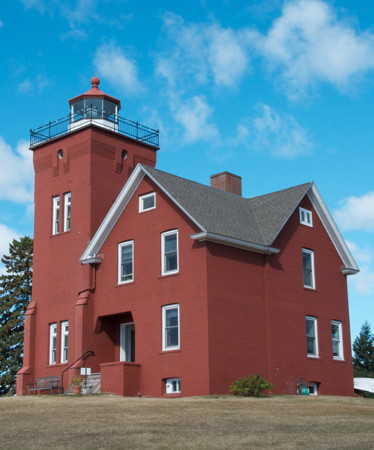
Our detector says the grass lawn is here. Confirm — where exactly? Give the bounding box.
[0,395,373,449]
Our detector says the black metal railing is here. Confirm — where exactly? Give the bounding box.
[30,107,159,148]
[60,350,95,393]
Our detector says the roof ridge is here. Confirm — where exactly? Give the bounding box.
[249,181,313,201]
[141,164,248,200]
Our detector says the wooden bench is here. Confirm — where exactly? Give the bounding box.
[27,376,61,395]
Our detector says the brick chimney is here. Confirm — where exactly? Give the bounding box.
[210,172,242,196]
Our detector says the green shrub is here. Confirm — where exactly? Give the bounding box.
[229,374,273,397]
[362,391,374,399]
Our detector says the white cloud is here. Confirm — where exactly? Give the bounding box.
[0,223,19,262]
[21,0,128,40]
[156,12,249,89]
[0,137,33,203]
[174,96,219,143]
[259,0,374,98]
[18,74,50,95]
[237,104,313,158]
[94,43,143,95]
[349,266,374,296]
[346,241,372,265]
[20,0,50,13]
[334,192,374,231]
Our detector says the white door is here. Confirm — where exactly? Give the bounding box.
[120,322,135,362]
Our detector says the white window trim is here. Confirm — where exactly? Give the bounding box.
[161,230,179,276]
[162,304,180,351]
[52,196,60,235]
[60,321,68,364]
[306,316,319,358]
[165,377,181,394]
[331,320,344,360]
[299,207,313,227]
[118,241,134,284]
[309,382,318,395]
[139,192,156,213]
[63,192,71,232]
[302,248,315,289]
[49,323,57,365]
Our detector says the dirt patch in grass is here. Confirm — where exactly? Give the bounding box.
[0,395,373,449]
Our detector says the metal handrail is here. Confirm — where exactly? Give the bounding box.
[30,107,159,148]
[60,350,95,392]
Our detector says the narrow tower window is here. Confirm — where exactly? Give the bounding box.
[52,196,60,235]
[64,193,71,232]
[49,323,57,365]
[61,321,69,363]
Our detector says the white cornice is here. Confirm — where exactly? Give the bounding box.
[307,184,359,275]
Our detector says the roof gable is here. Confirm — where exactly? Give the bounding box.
[249,182,312,244]
[80,164,358,274]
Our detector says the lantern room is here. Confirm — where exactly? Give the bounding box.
[68,76,121,132]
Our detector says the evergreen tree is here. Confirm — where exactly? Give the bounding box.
[353,321,374,377]
[0,237,33,395]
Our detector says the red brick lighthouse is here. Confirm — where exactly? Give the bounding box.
[17,78,159,394]
[17,78,357,397]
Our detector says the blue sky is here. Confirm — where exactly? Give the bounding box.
[1,0,374,341]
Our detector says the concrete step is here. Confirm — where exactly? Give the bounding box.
[64,372,101,395]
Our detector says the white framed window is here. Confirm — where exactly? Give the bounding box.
[302,249,315,289]
[162,304,180,351]
[165,377,181,394]
[118,241,134,284]
[306,316,319,358]
[49,323,57,365]
[161,230,179,275]
[139,192,156,212]
[331,320,344,360]
[299,207,313,227]
[61,321,69,363]
[309,382,319,395]
[64,192,71,232]
[52,196,60,235]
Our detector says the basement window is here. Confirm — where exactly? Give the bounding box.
[308,382,319,395]
[139,192,156,212]
[165,378,181,394]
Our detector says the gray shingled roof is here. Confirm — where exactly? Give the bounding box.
[142,165,312,246]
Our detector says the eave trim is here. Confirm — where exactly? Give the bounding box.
[191,231,280,254]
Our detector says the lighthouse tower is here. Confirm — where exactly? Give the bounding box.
[17,78,159,394]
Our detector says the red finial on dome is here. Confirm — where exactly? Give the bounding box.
[91,76,100,89]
